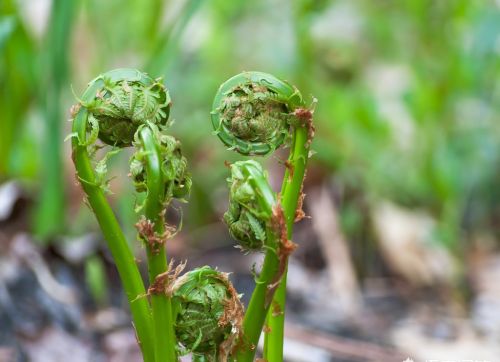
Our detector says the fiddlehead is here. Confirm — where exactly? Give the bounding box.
[76,68,171,147]
[130,123,192,206]
[224,160,277,251]
[172,266,244,361]
[211,71,304,156]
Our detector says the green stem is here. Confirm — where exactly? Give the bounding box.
[72,110,154,362]
[265,126,309,361]
[139,127,177,362]
[231,230,279,362]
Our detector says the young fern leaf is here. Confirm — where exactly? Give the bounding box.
[223,160,277,251]
[211,71,304,156]
[172,266,244,361]
[129,123,191,206]
[75,68,171,148]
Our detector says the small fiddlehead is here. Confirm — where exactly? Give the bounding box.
[130,123,192,206]
[172,266,244,361]
[211,71,304,156]
[224,160,277,251]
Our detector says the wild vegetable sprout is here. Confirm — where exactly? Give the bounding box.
[70,69,314,361]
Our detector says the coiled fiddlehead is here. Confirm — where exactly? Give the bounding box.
[211,71,304,156]
[71,68,190,207]
[172,266,243,361]
[224,160,277,251]
[75,68,171,147]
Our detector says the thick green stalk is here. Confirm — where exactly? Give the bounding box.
[139,127,177,362]
[265,126,309,362]
[231,230,279,361]
[72,110,154,362]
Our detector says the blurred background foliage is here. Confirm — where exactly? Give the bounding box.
[1,0,499,279]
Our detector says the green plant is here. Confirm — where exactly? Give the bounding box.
[70,68,188,362]
[211,71,314,361]
[70,68,313,361]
